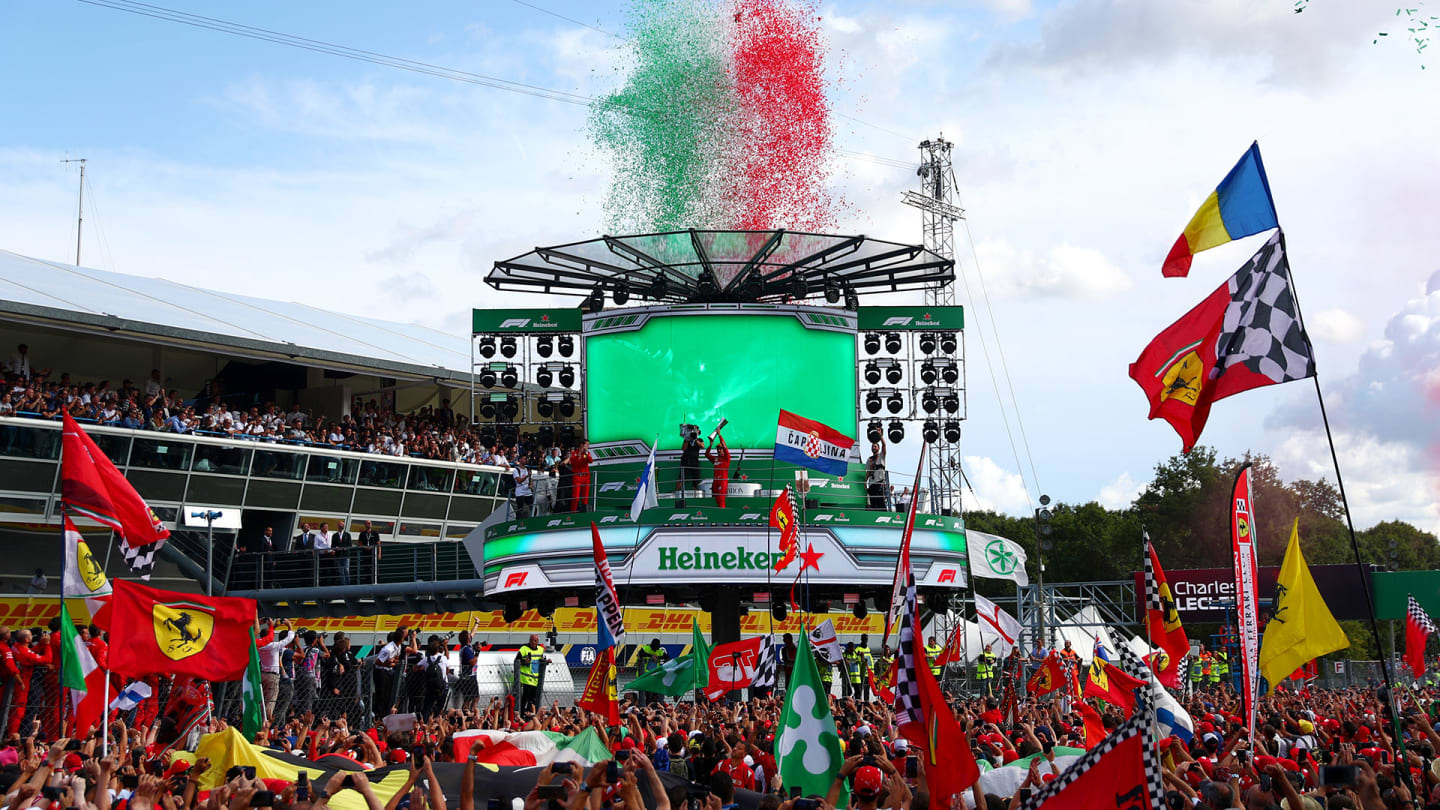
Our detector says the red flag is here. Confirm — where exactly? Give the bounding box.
[704,637,764,699]
[1077,702,1105,751]
[1021,712,1161,810]
[770,486,799,571]
[868,664,895,705]
[1128,233,1313,452]
[576,646,619,726]
[1026,652,1066,697]
[899,615,979,806]
[934,620,964,668]
[108,580,256,681]
[1082,658,1146,716]
[61,412,169,576]
[1406,595,1436,676]
[1143,535,1189,687]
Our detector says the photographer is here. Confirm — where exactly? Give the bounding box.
[678,426,703,502]
[705,434,731,508]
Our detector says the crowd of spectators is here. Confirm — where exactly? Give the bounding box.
[0,343,586,470]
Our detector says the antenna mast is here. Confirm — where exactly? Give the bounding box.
[61,158,87,265]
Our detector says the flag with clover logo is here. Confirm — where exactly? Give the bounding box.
[966,529,1029,586]
[628,618,710,697]
[778,630,845,802]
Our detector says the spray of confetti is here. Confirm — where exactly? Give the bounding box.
[589,0,840,233]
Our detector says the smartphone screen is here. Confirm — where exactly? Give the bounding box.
[905,756,918,778]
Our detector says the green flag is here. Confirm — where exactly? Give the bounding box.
[778,630,845,802]
[241,627,265,740]
[692,619,710,690]
[626,655,699,696]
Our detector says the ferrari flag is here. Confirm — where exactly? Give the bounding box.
[576,646,620,726]
[1143,532,1188,688]
[108,580,256,681]
[770,485,799,571]
[1082,658,1146,715]
[1026,652,1066,698]
[61,412,170,578]
[1129,232,1314,452]
[1406,595,1437,677]
[1017,711,1163,810]
[773,410,856,477]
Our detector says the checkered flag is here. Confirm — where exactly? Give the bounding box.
[1018,708,1164,810]
[893,574,923,726]
[119,538,164,580]
[1142,531,1162,612]
[752,635,778,689]
[1213,232,1315,386]
[1405,595,1437,676]
[1115,643,1157,713]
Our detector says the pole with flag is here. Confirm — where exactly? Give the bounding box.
[1230,464,1261,741]
[884,445,926,647]
[577,523,622,725]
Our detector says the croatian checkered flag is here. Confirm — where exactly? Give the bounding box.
[893,574,923,726]
[752,635,778,689]
[1406,595,1437,676]
[1213,232,1315,386]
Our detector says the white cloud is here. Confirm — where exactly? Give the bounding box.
[1098,471,1144,510]
[1272,428,1440,536]
[963,455,1033,514]
[972,239,1133,299]
[1309,308,1365,344]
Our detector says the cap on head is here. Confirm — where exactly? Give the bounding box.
[853,766,884,796]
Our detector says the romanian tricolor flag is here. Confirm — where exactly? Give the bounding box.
[1162,142,1278,277]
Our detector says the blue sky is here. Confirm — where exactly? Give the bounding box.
[2,0,1437,533]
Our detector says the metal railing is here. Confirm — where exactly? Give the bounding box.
[229,544,479,591]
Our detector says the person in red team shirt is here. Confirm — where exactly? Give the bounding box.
[568,440,593,513]
[7,627,52,735]
[705,434,731,507]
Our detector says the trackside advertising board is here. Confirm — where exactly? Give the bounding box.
[1131,563,1374,622]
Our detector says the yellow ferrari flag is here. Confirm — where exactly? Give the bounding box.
[1259,519,1349,693]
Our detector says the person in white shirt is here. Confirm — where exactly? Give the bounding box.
[312,522,332,551]
[511,454,534,517]
[144,369,164,399]
[8,345,32,379]
[256,617,295,719]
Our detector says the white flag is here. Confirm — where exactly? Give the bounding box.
[630,442,659,521]
[63,517,112,617]
[109,680,152,712]
[807,619,844,663]
[973,594,1022,659]
[966,530,1029,586]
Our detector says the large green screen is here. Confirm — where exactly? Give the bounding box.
[586,314,857,451]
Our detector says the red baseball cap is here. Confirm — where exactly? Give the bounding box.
[854,766,884,796]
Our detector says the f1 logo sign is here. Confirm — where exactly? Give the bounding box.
[882,316,913,326]
[937,569,957,584]
[503,571,529,588]
[499,318,530,328]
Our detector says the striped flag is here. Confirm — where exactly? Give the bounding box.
[60,601,105,737]
[109,680,152,712]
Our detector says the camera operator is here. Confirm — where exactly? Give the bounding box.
[678,426,703,503]
[865,436,888,510]
[705,434,731,507]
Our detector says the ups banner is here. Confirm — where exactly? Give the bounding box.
[472,308,582,333]
[855,305,964,331]
[1132,563,1374,622]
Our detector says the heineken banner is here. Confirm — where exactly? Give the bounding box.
[855,305,964,331]
[472,307,583,333]
[469,515,969,595]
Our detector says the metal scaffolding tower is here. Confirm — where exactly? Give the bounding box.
[902,136,966,514]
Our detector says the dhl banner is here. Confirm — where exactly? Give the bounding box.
[2,597,886,638]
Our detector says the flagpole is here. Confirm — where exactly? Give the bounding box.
[1274,228,1409,783]
[101,670,109,756]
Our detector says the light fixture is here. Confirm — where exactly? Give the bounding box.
[919,333,937,354]
[698,272,718,298]
[650,276,669,300]
[479,399,497,419]
[558,335,575,357]
[500,365,519,389]
[536,335,553,358]
[887,420,905,443]
[613,286,630,305]
[536,364,554,387]
[921,390,939,414]
[478,336,496,358]
[885,391,904,414]
[943,393,960,414]
[884,332,902,354]
[501,395,519,419]
[922,420,940,443]
[863,332,880,354]
[864,362,881,385]
[586,287,605,313]
[942,363,959,384]
[844,287,860,311]
[824,279,840,304]
[479,366,498,388]
[920,361,937,385]
[790,276,807,300]
[944,420,961,443]
[559,395,576,418]
[884,363,903,384]
[866,419,883,443]
[537,397,555,418]
[499,336,517,358]
[558,365,575,387]
[864,392,882,415]
[940,332,958,354]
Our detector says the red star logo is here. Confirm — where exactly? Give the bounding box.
[740,473,748,480]
[798,543,824,571]
[923,312,932,320]
[541,314,550,322]
[695,511,704,518]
